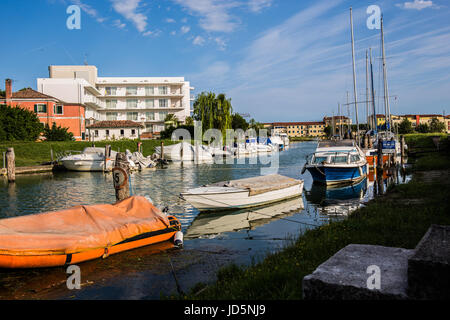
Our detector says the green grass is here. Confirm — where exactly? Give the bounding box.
[289,137,316,142]
[404,133,448,150]
[183,158,450,300]
[0,139,178,167]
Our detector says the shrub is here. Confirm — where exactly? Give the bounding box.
[43,122,74,141]
[0,104,43,141]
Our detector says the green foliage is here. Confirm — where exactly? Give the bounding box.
[429,118,446,133]
[160,125,194,139]
[398,118,414,134]
[416,123,429,133]
[231,113,249,131]
[193,92,233,137]
[184,116,194,126]
[164,114,179,128]
[0,104,44,141]
[324,125,332,138]
[43,122,74,141]
[248,118,264,131]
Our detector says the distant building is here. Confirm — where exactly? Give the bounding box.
[0,79,86,140]
[86,120,144,141]
[37,65,194,138]
[264,121,327,138]
[323,116,351,127]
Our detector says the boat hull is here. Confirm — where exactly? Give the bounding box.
[306,164,367,185]
[61,159,112,172]
[181,183,304,211]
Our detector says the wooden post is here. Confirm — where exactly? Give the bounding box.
[104,144,111,172]
[400,135,405,166]
[50,149,54,163]
[377,138,383,171]
[160,141,164,160]
[112,152,130,202]
[6,148,15,183]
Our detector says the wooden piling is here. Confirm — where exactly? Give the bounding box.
[104,145,111,172]
[377,138,383,171]
[160,141,164,160]
[6,148,15,183]
[112,152,130,202]
[400,135,405,165]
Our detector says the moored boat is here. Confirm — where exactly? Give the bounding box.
[180,174,304,211]
[0,196,181,268]
[303,140,368,185]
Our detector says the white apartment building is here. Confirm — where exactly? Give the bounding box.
[37,65,194,137]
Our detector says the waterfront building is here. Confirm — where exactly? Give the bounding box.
[86,120,144,141]
[37,65,194,139]
[323,116,352,128]
[0,79,86,140]
[264,121,327,138]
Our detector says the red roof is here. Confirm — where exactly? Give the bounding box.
[267,122,325,126]
[10,88,60,100]
[87,120,144,129]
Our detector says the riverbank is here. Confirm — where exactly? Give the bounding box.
[0,140,177,167]
[184,135,450,299]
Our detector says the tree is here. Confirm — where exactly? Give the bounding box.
[0,104,43,141]
[164,114,179,128]
[248,118,264,131]
[231,113,249,131]
[429,118,446,133]
[184,116,194,126]
[43,122,74,141]
[193,92,233,137]
[398,118,414,134]
[324,125,332,138]
[416,123,429,133]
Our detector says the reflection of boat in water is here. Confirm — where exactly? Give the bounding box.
[181,174,304,211]
[305,178,368,216]
[185,196,304,238]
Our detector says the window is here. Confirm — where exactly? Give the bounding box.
[131,129,136,136]
[158,86,168,95]
[106,130,110,136]
[145,124,153,132]
[159,111,168,121]
[127,112,138,121]
[34,104,47,113]
[126,86,137,96]
[126,99,138,108]
[95,130,99,137]
[146,112,155,120]
[145,99,155,108]
[159,99,168,108]
[105,87,117,96]
[106,99,117,108]
[106,112,117,120]
[120,129,124,136]
[145,86,154,95]
[53,105,63,115]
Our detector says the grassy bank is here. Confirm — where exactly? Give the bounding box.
[0,140,177,167]
[289,137,316,142]
[184,143,450,299]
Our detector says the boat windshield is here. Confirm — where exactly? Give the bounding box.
[330,155,348,163]
[313,156,328,164]
[350,154,361,162]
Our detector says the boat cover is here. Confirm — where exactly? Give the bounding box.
[210,174,302,196]
[0,196,170,256]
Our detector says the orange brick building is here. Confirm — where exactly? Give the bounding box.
[0,79,86,140]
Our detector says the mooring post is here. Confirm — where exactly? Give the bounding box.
[400,135,405,166]
[377,138,383,172]
[104,144,111,172]
[6,148,15,183]
[112,152,130,202]
[160,141,164,160]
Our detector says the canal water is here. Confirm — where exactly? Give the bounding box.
[0,141,408,299]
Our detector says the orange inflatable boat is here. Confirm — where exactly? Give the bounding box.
[0,196,181,268]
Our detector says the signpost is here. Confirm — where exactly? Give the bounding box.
[381,140,396,154]
[112,153,130,202]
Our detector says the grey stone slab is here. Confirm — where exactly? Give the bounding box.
[408,225,450,300]
[303,244,414,300]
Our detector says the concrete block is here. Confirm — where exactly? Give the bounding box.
[408,225,450,300]
[303,244,414,300]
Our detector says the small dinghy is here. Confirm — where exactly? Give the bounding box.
[0,196,181,268]
[181,174,304,211]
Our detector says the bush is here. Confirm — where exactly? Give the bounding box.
[0,104,44,141]
[160,125,194,139]
[43,122,74,141]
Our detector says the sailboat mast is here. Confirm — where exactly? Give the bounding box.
[370,48,377,133]
[366,50,370,131]
[381,15,391,133]
[350,7,360,145]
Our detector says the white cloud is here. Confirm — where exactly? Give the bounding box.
[396,0,435,10]
[248,0,273,13]
[113,19,126,29]
[170,31,177,35]
[110,0,148,33]
[166,18,176,23]
[193,35,205,46]
[71,0,106,23]
[172,0,240,33]
[181,25,191,34]
[214,37,227,50]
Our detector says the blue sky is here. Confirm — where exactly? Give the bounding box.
[0,0,449,123]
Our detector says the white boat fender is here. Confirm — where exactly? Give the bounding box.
[301,163,307,175]
[174,231,183,248]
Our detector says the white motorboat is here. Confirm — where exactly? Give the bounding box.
[155,142,213,161]
[60,147,117,172]
[185,196,304,238]
[180,174,304,211]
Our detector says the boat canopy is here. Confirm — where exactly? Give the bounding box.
[207,174,302,196]
[0,196,169,256]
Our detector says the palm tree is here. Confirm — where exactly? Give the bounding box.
[164,113,179,128]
